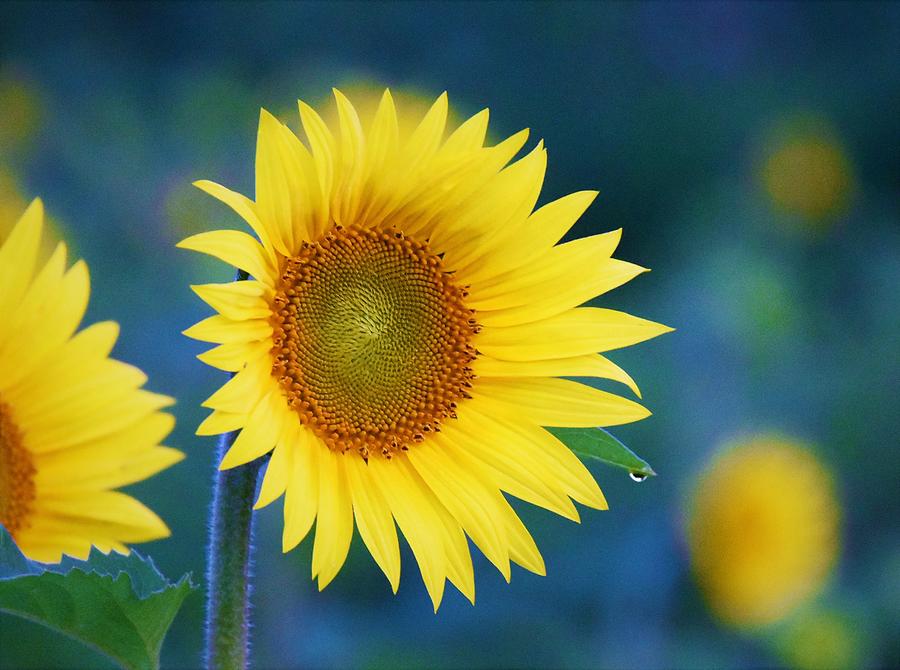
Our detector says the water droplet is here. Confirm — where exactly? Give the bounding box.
[629,471,648,482]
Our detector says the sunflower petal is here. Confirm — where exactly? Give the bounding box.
[345,456,402,593]
[311,449,354,590]
[219,391,283,469]
[255,437,293,509]
[466,405,608,510]
[472,377,650,428]
[472,352,642,399]
[177,230,274,284]
[183,314,271,344]
[408,439,512,581]
[282,427,319,552]
[190,280,269,320]
[443,412,579,521]
[476,307,673,361]
[465,191,601,283]
[368,457,447,611]
[192,180,277,262]
[0,198,43,316]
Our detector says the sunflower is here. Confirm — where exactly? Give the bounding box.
[0,199,182,563]
[182,89,670,609]
[687,435,840,628]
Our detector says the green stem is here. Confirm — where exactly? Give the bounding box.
[204,431,262,670]
[204,268,261,670]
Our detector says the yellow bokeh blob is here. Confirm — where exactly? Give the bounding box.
[687,435,840,628]
[0,71,42,155]
[761,126,853,224]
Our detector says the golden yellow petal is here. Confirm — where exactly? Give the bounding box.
[393,127,530,244]
[196,339,270,373]
[3,321,119,399]
[331,89,367,226]
[472,352,641,399]
[441,413,579,521]
[182,314,271,344]
[177,229,275,285]
[468,229,623,304]
[219,390,284,470]
[463,191,601,284]
[255,437,293,510]
[441,108,489,156]
[27,391,174,453]
[407,440,512,581]
[428,430,545,575]
[36,491,170,542]
[256,110,298,255]
[500,504,546,576]
[14,359,147,428]
[473,377,649,428]
[427,487,476,605]
[476,307,673,361]
[367,456,447,611]
[401,91,448,169]
[440,142,547,273]
[201,361,272,413]
[298,99,335,228]
[257,109,324,253]
[270,110,328,239]
[473,247,647,326]
[362,90,400,186]
[36,446,183,493]
[466,405,608,510]
[190,280,269,321]
[311,448,354,590]
[0,256,89,389]
[192,180,277,262]
[201,361,271,414]
[345,455,402,593]
[282,426,319,552]
[197,410,246,436]
[0,197,43,316]
[34,412,174,461]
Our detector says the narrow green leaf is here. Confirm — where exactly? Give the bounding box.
[0,529,195,670]
[547,427,657,478]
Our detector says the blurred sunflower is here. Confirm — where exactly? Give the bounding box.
[687,435,840,628]
[0,199,182,563]
[761,120,854,226]
[182,89,670,609]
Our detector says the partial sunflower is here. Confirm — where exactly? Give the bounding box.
[0,199,182,563]
[182,89,670,609]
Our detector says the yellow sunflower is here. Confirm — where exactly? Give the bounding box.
[181,89,670,609]
[687,435,840,628]
[0,199,182,563]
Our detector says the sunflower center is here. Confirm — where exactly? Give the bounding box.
[270,225,478,459]
[0,399,36,535]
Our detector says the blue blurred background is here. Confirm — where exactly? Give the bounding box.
[1,2,898,668]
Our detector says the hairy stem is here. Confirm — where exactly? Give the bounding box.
[204,269,261,670]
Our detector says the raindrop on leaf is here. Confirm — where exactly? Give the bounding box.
[629,471,648,482]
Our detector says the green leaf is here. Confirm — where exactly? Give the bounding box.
[547,427,657,479]
[0,528,195,670]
